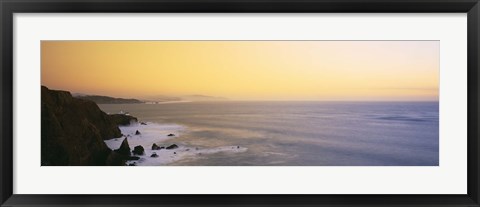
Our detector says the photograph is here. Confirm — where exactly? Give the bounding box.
[41,40,439,166]
[3,0,478,205]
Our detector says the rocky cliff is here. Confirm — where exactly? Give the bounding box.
[41,86,134,166]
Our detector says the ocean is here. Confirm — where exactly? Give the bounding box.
[99,101,439,166]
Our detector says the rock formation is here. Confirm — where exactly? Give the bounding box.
[109,114,138,126]
[132,145,145,155]
[41,86,134,166]
[166,144,178,150]
[152,143,161,150]
[115,138,131,156]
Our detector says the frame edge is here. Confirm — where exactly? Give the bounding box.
[1,0,480,206]
[0,0,14,206]
[468,1,480,205]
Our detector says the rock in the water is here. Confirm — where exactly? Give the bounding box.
[141,122,147,125]
[237,146,240,149]
[152,143,161,150]
[132,145,145,155]
[128,162,136,166]
[173,152,176,154]
[150,152,158,158]
[114,138,131,156]
[167,133,175,137]
[126,156,140,161]
[166,144,178,149]
[135,130,141,135]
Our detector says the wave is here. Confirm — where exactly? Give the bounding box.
[104,122,185,150]
[375,115,428,122]
[104,122,247,166]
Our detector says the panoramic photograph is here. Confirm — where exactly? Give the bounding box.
[41,41,439,166]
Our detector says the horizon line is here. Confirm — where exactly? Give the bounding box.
[42,86,439,103]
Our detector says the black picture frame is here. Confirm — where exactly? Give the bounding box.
[1,0,479,206]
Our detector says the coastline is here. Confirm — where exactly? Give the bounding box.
[103,120,247,166]
[42,85,248,166]
[42,86,437,166]
[41,86,131,166]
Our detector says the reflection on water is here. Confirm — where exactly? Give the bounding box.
[99,101,439,166]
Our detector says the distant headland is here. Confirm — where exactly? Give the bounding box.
[72,93,228,104]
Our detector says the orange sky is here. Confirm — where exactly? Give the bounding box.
[41,41,439,101]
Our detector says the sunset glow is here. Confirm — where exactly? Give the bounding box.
[41,41,439,101]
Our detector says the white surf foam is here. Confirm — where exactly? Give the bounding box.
[104,122,247,166]
[128,145,247,166]
[104,122,184,150]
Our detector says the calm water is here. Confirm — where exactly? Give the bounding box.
[99,101,439,166]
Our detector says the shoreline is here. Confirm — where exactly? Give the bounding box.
[103,120,247,166]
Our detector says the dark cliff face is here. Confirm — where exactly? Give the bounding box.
[41,86,124,166]
[109,114,138,126]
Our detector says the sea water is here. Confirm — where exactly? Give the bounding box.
[99,101,439,166]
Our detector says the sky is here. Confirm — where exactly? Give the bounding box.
[41,41,439,101]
